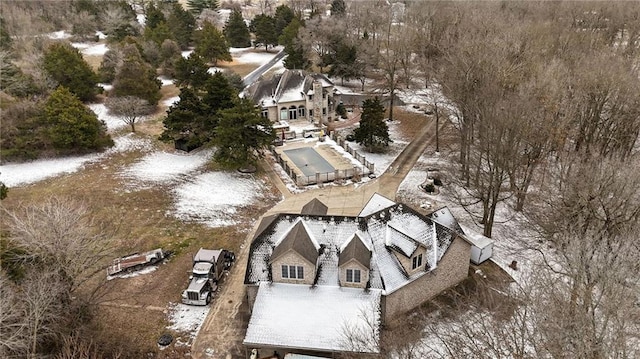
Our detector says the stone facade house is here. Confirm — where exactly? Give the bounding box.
[244,69,337,126]
[242,194,478,358]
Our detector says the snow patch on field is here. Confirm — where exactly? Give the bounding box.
[234,48,283,64]
[71,42,109,56]
[107,266,158,281]
[0,135,152,187]
[163,96,180,107]
[171,172,267,227]
[167,303,209,338]
[88,103,127,131]
[158,76,174,86]
[121,149,213,187]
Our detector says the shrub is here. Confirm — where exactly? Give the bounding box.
[423,183,435,193]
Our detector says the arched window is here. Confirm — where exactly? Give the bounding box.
[288,106,297,120]
[280,107,288,120]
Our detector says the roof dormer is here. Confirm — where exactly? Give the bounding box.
[338,233,371,288]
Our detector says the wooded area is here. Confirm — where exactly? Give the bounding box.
[1,0,639,358]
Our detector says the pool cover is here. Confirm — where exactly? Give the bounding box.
[284,147,336,177]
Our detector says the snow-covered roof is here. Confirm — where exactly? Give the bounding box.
[245,196,460,294]
[359,193,396,217]
[429,207,464,234]
[243,282,381,353]
[459,225,494,248]
[270,219,320,265]
[338,233,372,269]
[245,69,334,108]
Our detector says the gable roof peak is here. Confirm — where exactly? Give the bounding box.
[270,219,320,265]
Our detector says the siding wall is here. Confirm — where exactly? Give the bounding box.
[383,236,470,323]
[271,251,316,285]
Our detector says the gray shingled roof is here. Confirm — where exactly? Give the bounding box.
[269,220,320,266]
[338,233,371,269]
[246,69,333,106]
[301,198,328,216]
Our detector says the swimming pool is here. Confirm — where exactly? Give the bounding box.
[283,147,336,177]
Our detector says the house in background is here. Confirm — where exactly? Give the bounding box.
[244,69,337,126]
[243,194,480,358]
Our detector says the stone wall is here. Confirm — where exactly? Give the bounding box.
[383,236,470,323]
[271,251,316,286]
[338,259,369,289]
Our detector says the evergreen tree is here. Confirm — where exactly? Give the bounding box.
[112,45,162,105]
[214,98,275,168]
[42,43,99,102]
[167,3,196,49]
[145,21,174,46]
[145,2,166,29]
[174,53,211,89]
[0,53,40,98]
[222,71,245,93]
[0,181,7,200]
[330,0,346,17]
[251,14,277,51]
[44,86,113,153]
[280,18,309,70]
[223,9,251,48]
[160,87,210,148]
[194,21,232,65]
[274,5,294,37]
[202,72,236,114]
[327,42,358,83]
[354,97,391,151]
[187,0,218,15]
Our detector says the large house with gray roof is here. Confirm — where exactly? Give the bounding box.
[243,194,481,358]
[244,69,337,126]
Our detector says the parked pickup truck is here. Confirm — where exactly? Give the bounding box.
[107,248,169,276]
[181,248,235,305]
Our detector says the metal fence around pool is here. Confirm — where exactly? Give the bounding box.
[270,131,376,187]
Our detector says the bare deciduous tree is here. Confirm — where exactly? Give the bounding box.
[0,273,28,357]
[105,96,152,132]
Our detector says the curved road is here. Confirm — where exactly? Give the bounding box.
[191,115,438,359]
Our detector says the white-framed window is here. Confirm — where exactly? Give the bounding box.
[280,108,288,120]
[281,265,304,279]
[346,269,361,283]
[288,106,297,120]
[261,109,268,118]
[412,254,423,270]
[298,106,306,117]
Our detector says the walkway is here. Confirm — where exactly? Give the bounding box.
[190,114,438,358]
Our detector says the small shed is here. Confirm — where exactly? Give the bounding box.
[460,226,494,265]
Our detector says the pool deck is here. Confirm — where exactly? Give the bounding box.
[274,138,359,180]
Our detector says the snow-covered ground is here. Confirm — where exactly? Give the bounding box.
[167,303,209,342]
[88,103,128,131]
[71,42,109,56]
[121,149,214,189]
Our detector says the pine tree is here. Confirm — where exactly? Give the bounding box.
[160,87,210,148]
[354,97,391,151]
[280,18,309,70]
[202,72,236,114]
[274,5,294,37]
[112,45,162,105]
[167,3,196,49]
[223,9,251,48]
[42,43,99,102]
[214,98,275,168]
[251,14,277,51]
[44,86,113,153]
[194,21,232,65]
[174,53,211,89]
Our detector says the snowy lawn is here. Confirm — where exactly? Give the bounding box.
[71,42,109,56]
[120,149,213,189]
[167,302,210,339]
